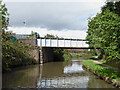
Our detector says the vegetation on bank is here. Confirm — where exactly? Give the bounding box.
[82,60,120,82]
[63,50,72,61]
[2,37,38,72]
[86,1,120,66]
[71,53,82,58]
[1,1,38,72]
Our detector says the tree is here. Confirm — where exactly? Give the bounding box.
[0,0,9,41]
[86,9,120,61]
[44,34,59,39]
[101,1,120,15]
[0,0,9,30]
[28,31,40,39]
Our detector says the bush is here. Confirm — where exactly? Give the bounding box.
[2,40,37,72]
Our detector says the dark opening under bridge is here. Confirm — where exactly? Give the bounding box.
[36,38,92,64]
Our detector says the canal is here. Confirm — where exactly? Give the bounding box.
[3,57,115,88]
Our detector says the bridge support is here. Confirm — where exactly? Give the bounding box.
[39,47,54,64]
[39,48,43,64]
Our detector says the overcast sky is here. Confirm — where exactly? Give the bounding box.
[4,0,106,38]
[5,1,105,30]
[4,0,106,2]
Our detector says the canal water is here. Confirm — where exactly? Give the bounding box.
[2,58,115,88]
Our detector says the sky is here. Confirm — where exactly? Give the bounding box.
[3,0,106,2]
[4,0,106,39]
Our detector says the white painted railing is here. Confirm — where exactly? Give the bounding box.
[37,38,89,47]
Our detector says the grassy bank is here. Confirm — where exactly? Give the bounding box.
[88,55,120,69]
[2,40,38,72]
[82,60,120,88]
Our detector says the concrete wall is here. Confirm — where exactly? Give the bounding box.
[19,39,37,46]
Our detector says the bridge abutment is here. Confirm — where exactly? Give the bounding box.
[39,47,54,64]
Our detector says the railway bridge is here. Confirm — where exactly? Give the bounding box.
[37,38,91,64]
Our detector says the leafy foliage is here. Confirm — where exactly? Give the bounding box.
[1,2,37,72]
[44,34,59,39]
[86,1,120,62]
[0,0,9,30]
[28,31,40,39]
[102,1,120,15]
[2,40,37,72]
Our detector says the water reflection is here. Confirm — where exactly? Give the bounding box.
[64,60,84,74]
[37,76,90,88]
[2,65,40,88]
[37,60,114,88]
[3,59,115,88]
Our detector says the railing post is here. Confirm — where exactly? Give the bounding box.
[50,39,52,47]
[70,39,71,47]
[64,39,65,47]
[57,39,59,47]
[45,38,46,47]
[82,40,83,47]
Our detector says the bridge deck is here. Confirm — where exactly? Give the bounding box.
[37,37,86,41]
[41,46,93,49]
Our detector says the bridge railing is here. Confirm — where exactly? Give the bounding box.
[37,38,89,48]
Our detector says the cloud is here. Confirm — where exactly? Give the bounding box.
[7,27,87,39]
[4,0,106,2]
[5,2,105,31]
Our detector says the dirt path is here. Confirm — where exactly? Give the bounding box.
[93,61,120,72]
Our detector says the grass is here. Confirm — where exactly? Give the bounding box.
[82,60,120,82]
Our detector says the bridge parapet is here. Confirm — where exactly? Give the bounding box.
[37,38,89,48]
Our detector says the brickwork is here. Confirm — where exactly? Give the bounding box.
[19,39,37,46]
